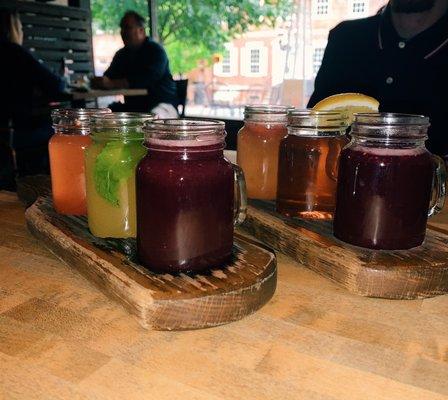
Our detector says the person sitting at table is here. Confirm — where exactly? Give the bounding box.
[91,10,178,118]
[308,0,448,157]
[0,8,66,189]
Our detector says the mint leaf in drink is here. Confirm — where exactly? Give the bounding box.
[93,141,145,206]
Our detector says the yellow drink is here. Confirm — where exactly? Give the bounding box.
[85,112,154,238]
[85,141,145,237]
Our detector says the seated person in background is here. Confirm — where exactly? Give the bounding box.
[91,10,178,118]
[0,8,65,187]
[308,0,448,157]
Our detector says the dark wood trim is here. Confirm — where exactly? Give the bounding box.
[3,0,88,19]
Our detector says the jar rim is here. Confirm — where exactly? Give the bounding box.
[354,112,430,126]
[91,112,156,127]
[144,118,225,136]
[352,113,430,141]
[287,109,348,130]
[244,104,292,115]
[51,108,111,120]
[143,119,226,147]
[52,108,112,134]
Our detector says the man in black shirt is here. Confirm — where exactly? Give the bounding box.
[308,0,448,157]
[92,11,178,116]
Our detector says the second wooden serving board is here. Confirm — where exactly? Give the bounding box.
[243,200,448,300]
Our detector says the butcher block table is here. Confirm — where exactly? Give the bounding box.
[1,190,448,400]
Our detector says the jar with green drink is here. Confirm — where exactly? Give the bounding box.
[86,112,156,238]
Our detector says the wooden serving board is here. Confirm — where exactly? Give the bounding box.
[243,200,448,300]
[25,196,277,331]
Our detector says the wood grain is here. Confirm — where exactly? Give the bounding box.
[243,200,448,300]
[3,191,448,399]
[25,196,277,331]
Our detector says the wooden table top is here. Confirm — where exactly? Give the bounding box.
[70,88,148,101]
[1,191,448,400]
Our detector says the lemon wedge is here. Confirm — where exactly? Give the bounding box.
[312,93,379,124]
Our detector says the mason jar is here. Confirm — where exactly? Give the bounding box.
[237,105,290,200]
[49,108,111,215]
[276,110,348,219]
[85,112,155,238]
[334,113,446,250]
[137,119,247,273]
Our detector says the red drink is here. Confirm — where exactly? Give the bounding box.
[333,113,445,250]
[334,146,433,249]
[136,120,246,273]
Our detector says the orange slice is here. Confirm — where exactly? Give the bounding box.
[312,93,379,124]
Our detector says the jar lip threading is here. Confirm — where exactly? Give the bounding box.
[52,108,112,135]
[91,112,156,127]
[143,119,226,147]
[354,112,430,126]
[352,113,430,140]
[287,109,348,132]
[244,104,292,123]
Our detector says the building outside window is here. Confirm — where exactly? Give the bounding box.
[91,0,386,119]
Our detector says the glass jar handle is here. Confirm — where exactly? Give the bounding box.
[428,155,446,217]
[232,164,247,225]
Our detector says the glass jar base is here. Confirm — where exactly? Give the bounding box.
[276,200,334,220]
[139,251,233,274]
[333,232,425,250]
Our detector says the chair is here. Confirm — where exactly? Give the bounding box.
[175,79,188,117]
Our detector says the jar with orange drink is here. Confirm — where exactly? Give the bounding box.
[49,108,111,215]
[237,105,290,200]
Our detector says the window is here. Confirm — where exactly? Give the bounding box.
[214,45,237,77]
[315,0,329,15]
[313,47,325,75]
[221,49,231,74]
[250,49,260,73]
[241,42,267,77]
[350,0,369,16]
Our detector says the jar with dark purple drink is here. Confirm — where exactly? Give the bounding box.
[334,113,446,250]
[137,119,247,273]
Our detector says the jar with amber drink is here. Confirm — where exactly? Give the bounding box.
[276,110,348,219]
[237,105,290,200]
[49,108,111,215]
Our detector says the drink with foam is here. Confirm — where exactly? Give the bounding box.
[137,119,247,273]
[334,113,446,250]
